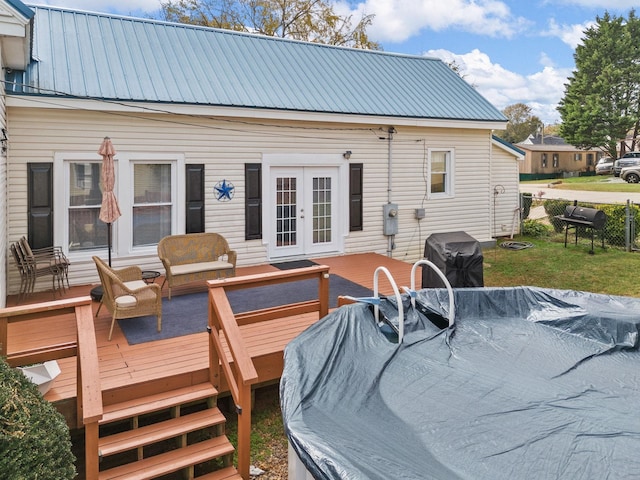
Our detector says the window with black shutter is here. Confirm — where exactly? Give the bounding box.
[27,163,54,248]
[245,163,262,239]
[185,164,205,233]
[349,163,363,231]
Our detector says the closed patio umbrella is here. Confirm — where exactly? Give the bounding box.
[98,137,121,266]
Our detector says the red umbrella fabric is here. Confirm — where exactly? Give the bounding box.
[98,137,121,265]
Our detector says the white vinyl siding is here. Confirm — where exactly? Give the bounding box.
[6,107,511,293]
[0,70,6,307]
[490,142,522,238]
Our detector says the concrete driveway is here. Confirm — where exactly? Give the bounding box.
[520,178,640,205]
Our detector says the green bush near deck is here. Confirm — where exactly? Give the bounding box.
[0,357,76,479]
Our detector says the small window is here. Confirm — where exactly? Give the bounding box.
[574,153,582,161]
[428,149,453,197]
[587,153,594,166]
[541,153,547,168]
[553,154,559,168]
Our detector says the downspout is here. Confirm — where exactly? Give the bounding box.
[387,127,396,257]
[489,131,494,239]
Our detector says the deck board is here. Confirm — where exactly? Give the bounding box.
[5,253,418,407]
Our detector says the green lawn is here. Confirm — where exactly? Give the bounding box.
[522,175,640,192]
[484,235,640,297]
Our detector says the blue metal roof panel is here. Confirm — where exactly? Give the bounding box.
[15,5,506,122]
[7,0,33,20]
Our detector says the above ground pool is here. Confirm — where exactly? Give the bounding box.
[281,263,640,479]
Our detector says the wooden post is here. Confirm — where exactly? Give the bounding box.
[84,421,99,480]
[0,316,7,358]
[237,383,252,480]
[318,271,329,318]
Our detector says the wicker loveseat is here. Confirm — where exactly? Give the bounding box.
[157,233,236,299]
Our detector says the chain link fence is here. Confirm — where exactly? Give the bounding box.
[521,193,640,251]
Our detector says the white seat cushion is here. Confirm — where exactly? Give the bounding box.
[170,261,233,276]
[115,295,137,307]
[123,280,148,290]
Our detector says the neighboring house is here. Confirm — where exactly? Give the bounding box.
[517,134,604,179]
[0,3,520,304]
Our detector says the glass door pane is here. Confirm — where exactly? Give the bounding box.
[275,176,298,247]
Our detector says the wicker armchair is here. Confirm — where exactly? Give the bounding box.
[93,256,162,341]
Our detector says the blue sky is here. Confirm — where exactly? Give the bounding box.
[35,0,639,124]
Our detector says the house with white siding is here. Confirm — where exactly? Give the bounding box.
[0,2,524,305]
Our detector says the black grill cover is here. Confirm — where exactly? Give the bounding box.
[422,231,484,288]
[563,206,607,229]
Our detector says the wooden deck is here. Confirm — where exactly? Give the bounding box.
[5,253,420,417]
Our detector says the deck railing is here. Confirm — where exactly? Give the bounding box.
[1,265,331,480]
[206,265,330,479]
[0,296,103,478]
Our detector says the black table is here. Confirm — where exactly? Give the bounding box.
[141,270,161,284]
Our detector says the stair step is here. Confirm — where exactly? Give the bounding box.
[98,436,235,480]
[196,466,243,479]
[99,407,226,458]
[100,383,218,425]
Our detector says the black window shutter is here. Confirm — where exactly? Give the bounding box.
[185,164,205,233]
[27,163,54,248]
[245,163,262,240]
[349,163,363,231]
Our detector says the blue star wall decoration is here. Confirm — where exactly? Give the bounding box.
[214,179,235,201]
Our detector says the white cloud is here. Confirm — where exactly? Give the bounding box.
[426,48,571,124]
[543,19,595,49]
[346,0,530,43]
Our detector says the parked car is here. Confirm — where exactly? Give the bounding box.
[621,166,640,183]
[595,157,614,175]
[613,152,640,176]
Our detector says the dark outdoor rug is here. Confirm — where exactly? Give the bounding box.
[118,274,373,345]
[271,259,318,270]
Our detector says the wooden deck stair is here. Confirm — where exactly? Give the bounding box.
[96,383,242,480]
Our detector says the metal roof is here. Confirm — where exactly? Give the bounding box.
[6,0,33,20]
[9,5,506,122]
[492,135,525,157]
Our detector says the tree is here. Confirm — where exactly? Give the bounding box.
[497,103,542,144]
[159,0,380,49]
[558,11,640,159]
[0,359,76,479]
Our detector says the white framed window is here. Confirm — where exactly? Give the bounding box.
[553,153,559,168]
[131,162,174,248]
[54,152,185,260]
[427,149,454,198]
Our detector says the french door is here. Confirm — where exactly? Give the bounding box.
[269,167,339,258]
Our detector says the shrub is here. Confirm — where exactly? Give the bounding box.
[598,203,640,247]
[521,193,533,219]
[0,358,76,479]
[543,199,571,232]
[521,219,551,237]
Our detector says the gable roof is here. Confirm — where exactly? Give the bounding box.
[0,0,33,69]
[7,5,506,124]
[520,134,568,146]
[492,135,525,159]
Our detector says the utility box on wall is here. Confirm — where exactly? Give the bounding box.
[383,203,399,235]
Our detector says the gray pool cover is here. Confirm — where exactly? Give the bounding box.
[281,287,640,479]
